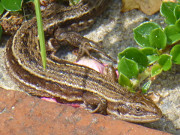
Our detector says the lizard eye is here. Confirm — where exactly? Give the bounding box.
[136,107,141,112]
[134,106,143,115]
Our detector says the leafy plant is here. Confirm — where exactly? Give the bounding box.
[118,1,180,93]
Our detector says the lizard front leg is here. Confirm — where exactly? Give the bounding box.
[53,28,116,63]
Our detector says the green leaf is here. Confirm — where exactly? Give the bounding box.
[164,24,180,44]
[142,80,152,93]
[133,22,161,47]
[160,2,177,24]
[147,55,159,64]
[118,73,132,88]
[175,19,180,30]
[24,0,34,2]
[140,47,158,55]
[158,54,172,71]
[149,28,167,49]
[0,26,2,40]
[151,64,162,77]
[174,5,180,20]
[118,57,139,79]
[0,2,4,15]
[1,0,22,11]
[118,47,149,72]
[141,47,159,64]
[70,0,80,5]
[170,44,180,64]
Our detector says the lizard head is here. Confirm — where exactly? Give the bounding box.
[107,93,162,123]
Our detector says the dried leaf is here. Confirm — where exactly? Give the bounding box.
[162,0,176,2]
[121,0,162,15]
[121,0,139,12]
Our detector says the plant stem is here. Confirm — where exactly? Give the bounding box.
[34,0,46,69]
